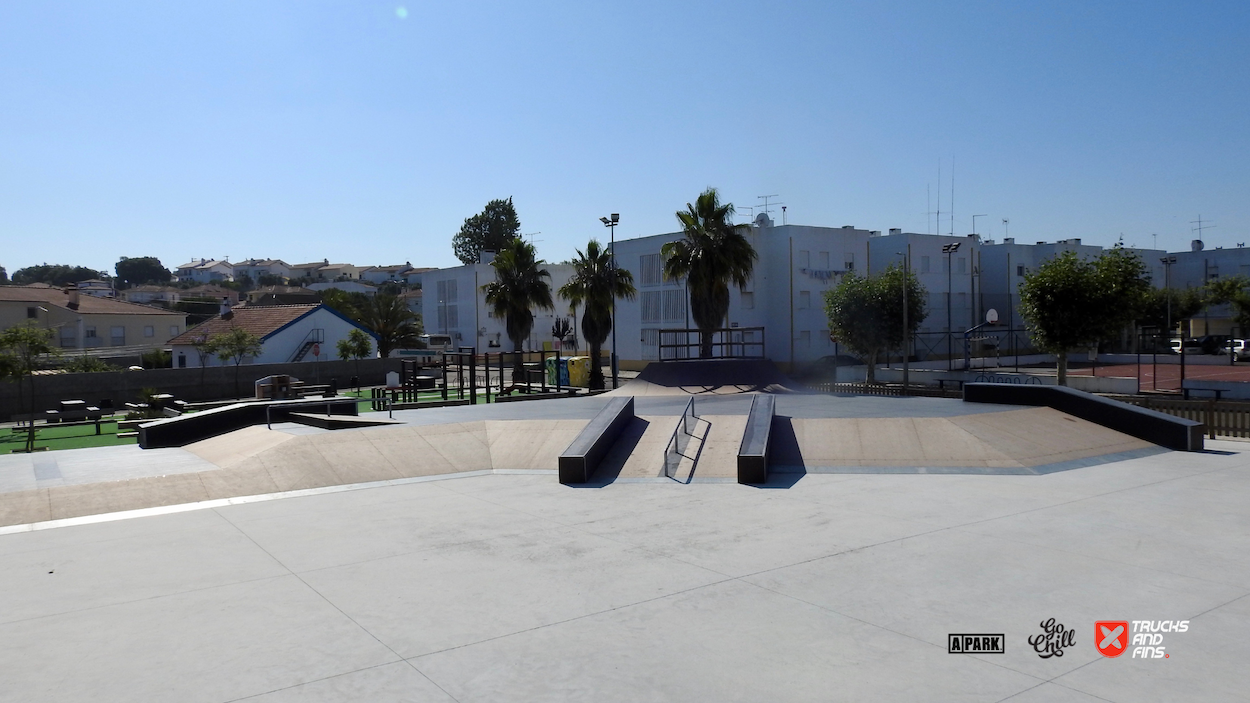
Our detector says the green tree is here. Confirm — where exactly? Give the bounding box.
[0,323,60,452]
[319,289,370,321]
[1138,287,1207,338]
[209,326,263,398]
[1018,248,1150,385]
[0,266,8,284]
[482,238,553,375]
[558,239,637,390]
[823,265,928,384]
[661,187,758,358]
[453,197,522,265]
[1206,275,1250,333]
[358,294,422,358]
[114,256,172,288]
[62,355,119,373]
[12,264,106,287]
[337,328,373,384]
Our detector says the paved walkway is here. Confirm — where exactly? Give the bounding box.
[0,442,1246,702]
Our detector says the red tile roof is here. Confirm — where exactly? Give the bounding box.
[168,304,320,344]
[0,285,182,316]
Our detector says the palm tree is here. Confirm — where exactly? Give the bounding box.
[482,238,554,376]
[359,293,421,358]
[559,239,637,390]
[661,187,758,358]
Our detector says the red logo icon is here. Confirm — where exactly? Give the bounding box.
[1096,621,1130,658]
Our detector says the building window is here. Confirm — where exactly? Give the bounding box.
[799,291,811,309]
[641,328,658,361]
[27,307,38,319]
[1017,265,1026,277]
[639,254,662,287]
[661,289,685,321]
[144,326,155,338]
[817,251,829,269]
[741,292,754,310]
[170,325,179,337]
[110,326,125,346]
[844,253,855,271]
[921,256,931,273]
[957,257,967,274]
[641,291,662,323]
[59,327,75,348]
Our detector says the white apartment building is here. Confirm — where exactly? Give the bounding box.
[421,260,577,352]
[610,216,874,369]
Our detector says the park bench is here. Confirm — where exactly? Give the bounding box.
[1181,378,1247,400]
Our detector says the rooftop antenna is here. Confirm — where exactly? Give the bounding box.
[522,231,543,246]
[1191,215,1215,240]
[1002,218,1010,240]
[757,194,783,218]
[738,205,756,224]
[1153,233,1158,249]
[950,156,955,237]
[781,205,787,225]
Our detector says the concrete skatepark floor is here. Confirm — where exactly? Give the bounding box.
[1,450,1247,702]
[0,365,1246,701]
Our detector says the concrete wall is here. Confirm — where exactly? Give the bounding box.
[0,357,402,420]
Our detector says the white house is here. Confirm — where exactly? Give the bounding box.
[360,264,414,285]
[174,259,234,283]
[167,304,378,368]
[232,259,292,283]
[76,279,116,299]
[307,280,379,297]
[421,261,576,352]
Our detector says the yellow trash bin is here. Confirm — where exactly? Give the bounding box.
[566,356,591,387]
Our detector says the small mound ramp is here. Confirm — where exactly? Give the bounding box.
[610,359,800,396]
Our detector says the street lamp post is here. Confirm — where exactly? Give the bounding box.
[898,248,910,393]
[600,213,620,389]
[1161,255,1181,387]
[942,242,962,371]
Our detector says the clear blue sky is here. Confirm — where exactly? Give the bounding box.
[2,1,1247,276]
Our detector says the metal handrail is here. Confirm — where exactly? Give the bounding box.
[265,396,392,430]
[663,397,697,479]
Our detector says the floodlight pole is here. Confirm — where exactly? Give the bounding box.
[900,247,910,393]
[943,242,962,371]
[602,213,620,389]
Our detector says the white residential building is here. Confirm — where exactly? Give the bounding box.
[168,304,377,367]
[609,216,874,369]
[421,262,577,352]
[360,264,414,285]
[232,259,292,283]
[174,259,234,283]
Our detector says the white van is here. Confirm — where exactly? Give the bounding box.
[419,334,454,352]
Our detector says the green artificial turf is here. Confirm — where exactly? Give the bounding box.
[3,420,138,453]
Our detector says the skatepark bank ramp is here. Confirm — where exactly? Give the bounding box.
[610,359,799,396]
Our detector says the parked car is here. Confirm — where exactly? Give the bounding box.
[1170,338,1203,355]
[1222,339,1250,360]
[1195,335,1230,355]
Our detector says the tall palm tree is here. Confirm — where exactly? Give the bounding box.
[661,187,758,358]
[559,239,637,390]
[482,238,554,375]
[359,293,421,358]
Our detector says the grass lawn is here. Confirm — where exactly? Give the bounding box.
[3,420,137,453]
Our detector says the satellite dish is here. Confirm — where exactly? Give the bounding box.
[986,309,999,324]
